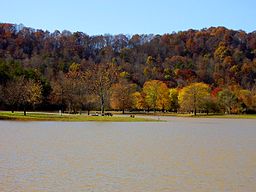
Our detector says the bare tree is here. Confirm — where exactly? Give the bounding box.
[88,62,118,114]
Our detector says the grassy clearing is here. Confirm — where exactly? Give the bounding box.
[0,111,155,122]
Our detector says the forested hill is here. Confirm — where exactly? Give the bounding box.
[0,23,255,88]
[0,23,256,113]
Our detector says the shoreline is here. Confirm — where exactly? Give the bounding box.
[0,111,255,122]
[135,113,256,119]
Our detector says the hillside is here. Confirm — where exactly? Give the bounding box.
[0,23,255,113]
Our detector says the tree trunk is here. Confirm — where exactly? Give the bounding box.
[101,104,104,114]
[101,95,104,114]
[79,104,83,115]
[87,110,90,115]
[23,106,26,116]
[68,103,71,114]
[60,104,63,114]
[227,107,231,114]
[193,94,197,116]
[194,108,197,116]
[122,108,125,114]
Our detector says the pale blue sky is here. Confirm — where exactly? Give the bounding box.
[1,0,255,35]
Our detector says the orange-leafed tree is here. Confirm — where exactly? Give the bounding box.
[110,80,135,114]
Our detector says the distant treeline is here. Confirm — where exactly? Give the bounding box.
[0,23,255,114]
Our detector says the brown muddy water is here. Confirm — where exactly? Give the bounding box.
[0,118,256,192]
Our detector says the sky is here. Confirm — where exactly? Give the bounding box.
[1,0,256,35]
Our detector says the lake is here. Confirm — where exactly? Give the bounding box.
[0,118,256,191]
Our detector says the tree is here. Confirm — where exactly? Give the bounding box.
[3,77,42,115]
[49,72,66,113]
[89,62,118,114]
[65,63,87,114]
[156,82,170,111]
[236,89,253,113]
[21,78,42,116]
[201,96,219,115]
[169,88,179,112]
[0,60,11,84]
[50,81,63,111]
[217,89,238,114]
[132,92,145,110]
[110,80,135,113]
[142,80,169,111]
[214,42,230,62]
[50,65,88,114]
[3,80,21,113]
[26,79,42,110]
[178,82,210,115]
[143,56,155,80]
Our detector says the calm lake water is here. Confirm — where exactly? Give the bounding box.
[0,118,256,192]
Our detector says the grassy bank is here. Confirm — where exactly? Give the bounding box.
[177,113,256,119]
[0,111,155,122]
[1,111,255,122]
[192,114,256,119]
[129,112,256,119]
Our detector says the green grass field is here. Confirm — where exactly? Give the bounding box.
[0,111,155,122]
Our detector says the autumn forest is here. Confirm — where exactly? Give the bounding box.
[0,23,256,115]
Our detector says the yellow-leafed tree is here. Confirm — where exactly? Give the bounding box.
[143,80,169,111]
[178,82,210,115]
[132,91,145,110]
